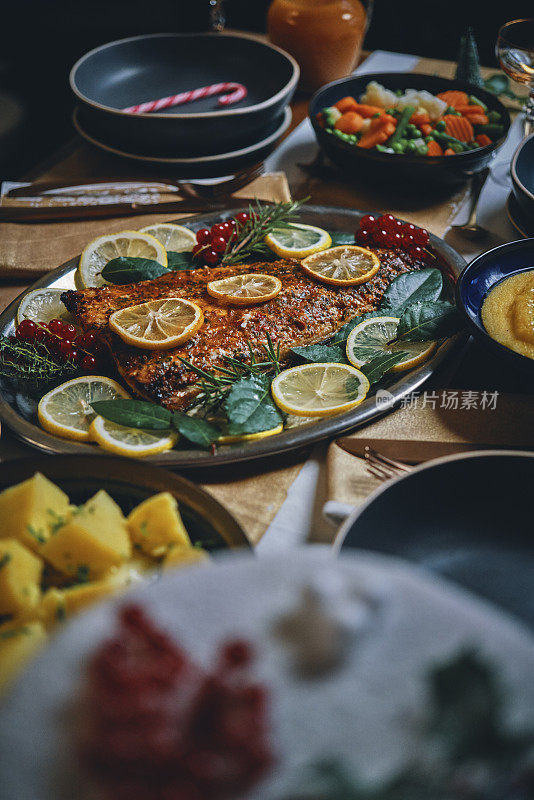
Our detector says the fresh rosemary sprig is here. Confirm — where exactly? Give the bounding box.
[0,336,78,384]
[221,198,308,266]
[177,334,282,410]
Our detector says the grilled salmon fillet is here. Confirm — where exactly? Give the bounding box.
[61,253,422,410]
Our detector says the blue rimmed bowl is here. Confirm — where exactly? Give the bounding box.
[511,131,534,220]
[457,238,534,373]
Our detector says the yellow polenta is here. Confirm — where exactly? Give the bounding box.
[481,270,534,360]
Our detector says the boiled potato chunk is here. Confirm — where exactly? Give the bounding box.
[40,490,131,579]
[0,472,70,553]
[0,621,47,694]
[128,492,190,557]
[0,539,43,616]
[162,544,210,571]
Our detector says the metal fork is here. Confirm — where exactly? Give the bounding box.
[363,447,413,482]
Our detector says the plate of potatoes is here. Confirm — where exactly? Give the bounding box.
[0,455,249,695]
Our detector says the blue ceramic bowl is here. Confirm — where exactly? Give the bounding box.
[457,238,534,373]
[511,131,534,220]
[309,72,511,186]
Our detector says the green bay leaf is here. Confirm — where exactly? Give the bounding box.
[291,343,347,364]
[90,399,172,430]
[396,300,460,341]
[167,250,194,271]
[101,257,169,284]
[361,351,410,384]
[224,375,282,435]
[172,412,220,447]
[382,268,443,313]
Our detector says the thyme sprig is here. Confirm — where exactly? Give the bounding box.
[0,336,78,384]
[177,334,282,410]
[220,198,308,266]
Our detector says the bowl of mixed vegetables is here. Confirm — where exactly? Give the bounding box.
[310,72,510,185]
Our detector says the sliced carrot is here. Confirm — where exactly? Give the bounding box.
[426,140,443,156]
[455,105,485,116]
[421,123,433,136]
[444,114,474,142]
[351,103,387,118]
[369,113,396,130]
[335,111,365,135]
[444,148,456,155]
[436,90,469,108]
[358,120,396,149]
[475,134,492,147]
[410,111,430,127]
[464,114,489,126]
[335,96,358,113]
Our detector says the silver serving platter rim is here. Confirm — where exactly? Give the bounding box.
[0,205,467,468]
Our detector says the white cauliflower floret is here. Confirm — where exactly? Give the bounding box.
[360,81,398,109]
[396,90,446,121]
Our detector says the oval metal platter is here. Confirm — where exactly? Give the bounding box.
[0,205,466,467]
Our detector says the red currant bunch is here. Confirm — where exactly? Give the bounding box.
[355,214,430,260]
[14,318,105,373]
[192,211,252,266]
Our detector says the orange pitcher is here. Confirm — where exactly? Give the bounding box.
[267,0,372,92]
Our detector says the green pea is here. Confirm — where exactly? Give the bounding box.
[405,141,418,153]
[435,120,446,131]
[391,142,405,154]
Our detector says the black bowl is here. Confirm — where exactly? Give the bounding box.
[309,72,510,186]
[511,131,534,219]
[70,32,299,157]
[337,451,534,626]
[456,237,534,375]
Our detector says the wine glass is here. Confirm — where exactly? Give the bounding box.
[496,19,534,135]
[209,0,225,31]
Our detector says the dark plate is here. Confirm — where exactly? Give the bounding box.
[337,451,534,627]
[73,106,292,177]
[309,72,511,185]
[70,32,299,157]
[456,237,534,376]
[507,192,534,238]
[0,205,466,468]
[511,131,534,219]
[0,455,249,551]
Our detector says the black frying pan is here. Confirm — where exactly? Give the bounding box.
[70,32,299,157]
[337,452,534,627]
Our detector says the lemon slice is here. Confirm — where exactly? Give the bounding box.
[78,231,168,288]
[346,316,437,372]
[217,423,284,444]
[265,223,332,259]
[38,376,130,442]
[301,246,380,286]
[16,288,71,326]
[271,363,370,417]
[139,223,196,252]
[109,298,204,350]
[207,274,282,305]
[89,416,178,458]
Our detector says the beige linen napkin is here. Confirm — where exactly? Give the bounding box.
[0,159,291,278]
[319,392,534,544]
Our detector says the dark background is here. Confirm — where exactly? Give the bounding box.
[0,0,531,176]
